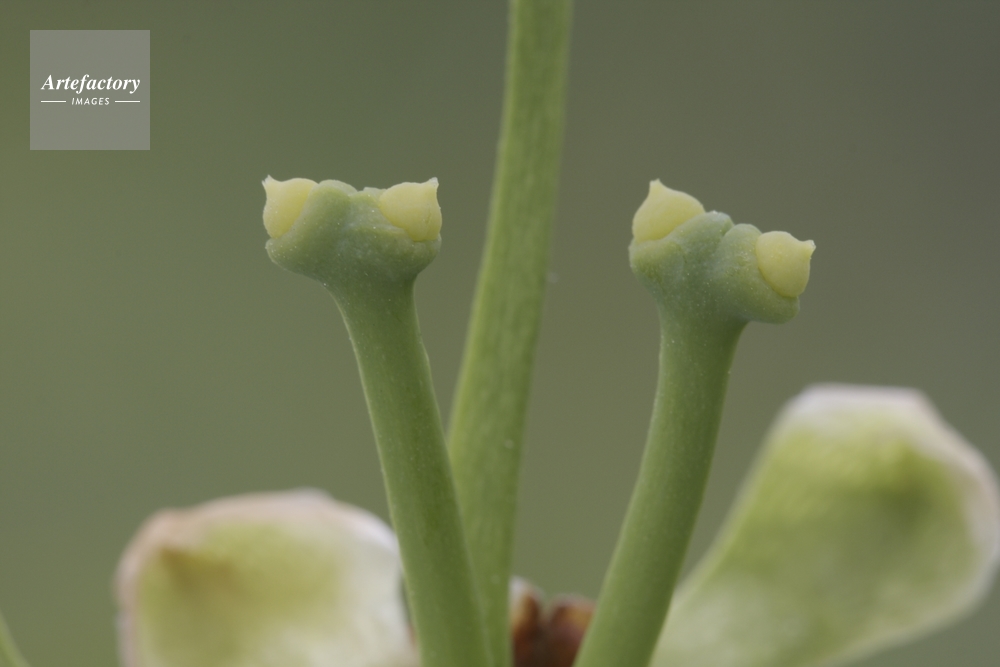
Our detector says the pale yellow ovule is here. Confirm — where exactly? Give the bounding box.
[262,176,318,239]
[378,178,442,242]
[755,230,816,297]
[632,180,706,242]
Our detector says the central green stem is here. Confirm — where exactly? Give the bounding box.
[447,1,572,664]
[574,313,744,667]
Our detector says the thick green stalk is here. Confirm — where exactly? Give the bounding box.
[265,181,492,667]
[0,612,28,667]
[448,1,572,664]
[573,206,809,667]
[573,315,743,667]
[335,281,492,667]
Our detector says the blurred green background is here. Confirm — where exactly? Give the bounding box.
[2,2,998,665]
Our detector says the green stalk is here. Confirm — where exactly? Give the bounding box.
[265,182,492,667]
[447,1,572,664]
[337,282,491,667]
[573,316,743,667]
[573,207,810,667]
[0,612,28,667]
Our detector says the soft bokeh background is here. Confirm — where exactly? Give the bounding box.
[2,2,998,665]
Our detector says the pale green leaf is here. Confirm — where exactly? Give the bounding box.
[115,490,417,667]
[654,385,1000,667]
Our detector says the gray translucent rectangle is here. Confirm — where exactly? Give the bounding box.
[30,30,150,150]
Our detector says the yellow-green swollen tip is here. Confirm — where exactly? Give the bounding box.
[755,231,816,298]
[632,180,707,242]
[262,176,317,239]
[378,178,442,242]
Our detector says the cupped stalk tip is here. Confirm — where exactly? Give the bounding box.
[262,177,442,289]
[628,184,814,326]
